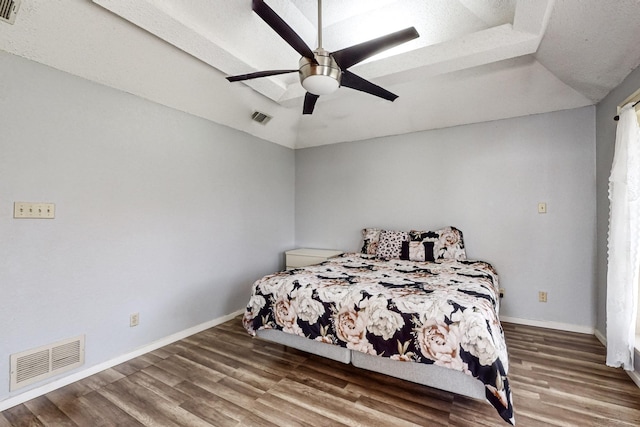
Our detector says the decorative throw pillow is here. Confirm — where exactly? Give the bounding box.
[361,228,382,255]
[434,226,466,260]
[400,241,435,262]
[409,226,466,260]
[375,230,409,260]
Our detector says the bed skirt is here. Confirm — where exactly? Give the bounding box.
[256,328,486,400]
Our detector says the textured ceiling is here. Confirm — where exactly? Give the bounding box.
[2,0,640,149]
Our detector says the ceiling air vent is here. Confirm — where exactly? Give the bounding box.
[10,335,85,391]
[0,0,20,24]
[251,111,272,125]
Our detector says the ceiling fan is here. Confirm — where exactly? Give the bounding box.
[226,0,419,115]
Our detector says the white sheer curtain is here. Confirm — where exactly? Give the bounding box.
[607,102,640,370]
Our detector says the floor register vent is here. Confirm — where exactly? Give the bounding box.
[10,335,85,391]
[0,0,20,25]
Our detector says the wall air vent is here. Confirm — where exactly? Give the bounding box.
[10,335,85,391]
[251,111,272,125]
[0,0,20,24]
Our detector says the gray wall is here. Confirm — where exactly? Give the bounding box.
[0,51,295,402]
[296,106,596,328]
[595,64,640,373]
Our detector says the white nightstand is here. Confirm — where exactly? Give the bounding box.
[285,248,344,269]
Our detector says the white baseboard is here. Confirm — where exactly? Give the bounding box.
[0,309,244,412]
[500,316,595,335]
[628,368,640,389]
[594,329,607,346]
[632,345,640,389]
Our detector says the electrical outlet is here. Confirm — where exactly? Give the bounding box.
[499,288,505,298]
[538,291,548,302]
[538,202,547,214]
[129,313,139,327]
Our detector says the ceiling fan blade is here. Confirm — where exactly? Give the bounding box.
[226,69,298,82]
[303,92,319,115]
[340,70,398,102]
[332,27,419,70]
[252,0,317,62]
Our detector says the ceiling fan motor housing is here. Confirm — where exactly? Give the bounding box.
[299,49,342,95]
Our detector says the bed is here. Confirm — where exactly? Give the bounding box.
[243,226,514,425]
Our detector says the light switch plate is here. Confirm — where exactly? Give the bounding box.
[14,202,55,219]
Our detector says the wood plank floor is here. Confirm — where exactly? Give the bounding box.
[2,318,640,426]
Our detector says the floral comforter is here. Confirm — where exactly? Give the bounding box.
[243,253,514,425]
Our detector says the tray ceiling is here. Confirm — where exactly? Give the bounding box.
[2,0,640,148]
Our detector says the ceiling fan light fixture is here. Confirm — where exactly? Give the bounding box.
[299,49,341,96]
[302,75,339,96]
